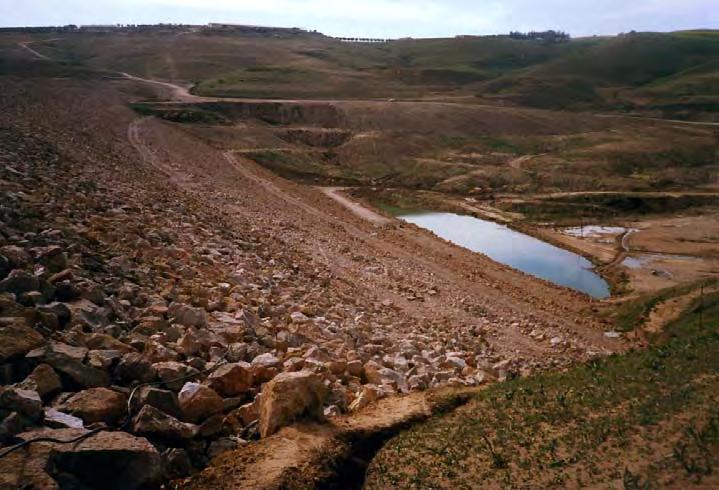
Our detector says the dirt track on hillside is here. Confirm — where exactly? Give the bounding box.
[319,187,392,226]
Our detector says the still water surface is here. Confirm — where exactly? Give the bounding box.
[397,211,611,299]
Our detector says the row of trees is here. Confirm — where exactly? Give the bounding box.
[508,30,571,42]
[336,37,391,43]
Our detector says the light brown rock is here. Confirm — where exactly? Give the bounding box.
[178,382,223,423]
[60,387,127,425]
[259,371,328,438]
[206,362,253,397]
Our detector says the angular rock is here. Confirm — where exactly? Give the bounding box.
[55,280,82,302]
[115,352,157,384]
[168,302,207,327]
[44,408,84,429]
[251,352,280,382]
[259,371,328,438]
[132,405,197,443]
[0,386,42,420]
[207,437,243,459]
[154,361,200,391]
[348,384,382,412]
[23,363,62,398]
[0,269,39,294]
[162,447,194,480]
[326,360,347,376]
[0,318,44,363]
[41,342,110,388]
[178,382,223,423]
[13,428,161,490]
[177,330,202,356]
[361,360,383,384]
[60,387,127,425]
[36,302,72,326]
[198,413,224,438]
[0,245,31,269]
[131,386,181,419]
[0,412,28,441]
[206,362,253,397]
[226,395,261,430]
[87,349,122,369]
[36,246,67,273]
[346,359,363,377]
[85,333,136,353]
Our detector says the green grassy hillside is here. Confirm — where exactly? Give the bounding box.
[366,287,719,488]
[482,31,719,118]
[4,29,716,118]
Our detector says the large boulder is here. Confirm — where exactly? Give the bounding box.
[132,405,197,443]
[178,382,223,423]
[60,387,127,425]
[206,362,253,397]
[0,318,45,363]
[259,371,328,438]
[3,428,161,490]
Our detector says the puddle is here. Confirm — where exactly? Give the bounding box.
[622,253,697,269]
[396,211,610,299]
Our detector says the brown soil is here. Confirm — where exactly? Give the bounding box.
[644,285,719,334]
[174,390,448,489]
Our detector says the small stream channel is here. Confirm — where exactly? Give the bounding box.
[395,211,611,299]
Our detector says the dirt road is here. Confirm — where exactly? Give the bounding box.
[508,153,547,170]
[119,72,201,103]
[17,39,60,60]
[595,113,719,128]
[319,187,392,226]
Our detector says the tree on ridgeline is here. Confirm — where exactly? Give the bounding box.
[508,30,570,42]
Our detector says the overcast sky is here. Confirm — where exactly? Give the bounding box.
[1,0,717,38]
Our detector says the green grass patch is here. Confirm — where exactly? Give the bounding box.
[366,290,719,488]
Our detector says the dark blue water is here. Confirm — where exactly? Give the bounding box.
[398,211,610,299]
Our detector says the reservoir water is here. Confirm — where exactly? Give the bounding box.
[396,211,611,299]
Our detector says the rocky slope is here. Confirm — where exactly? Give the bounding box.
[0,72,623,488]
